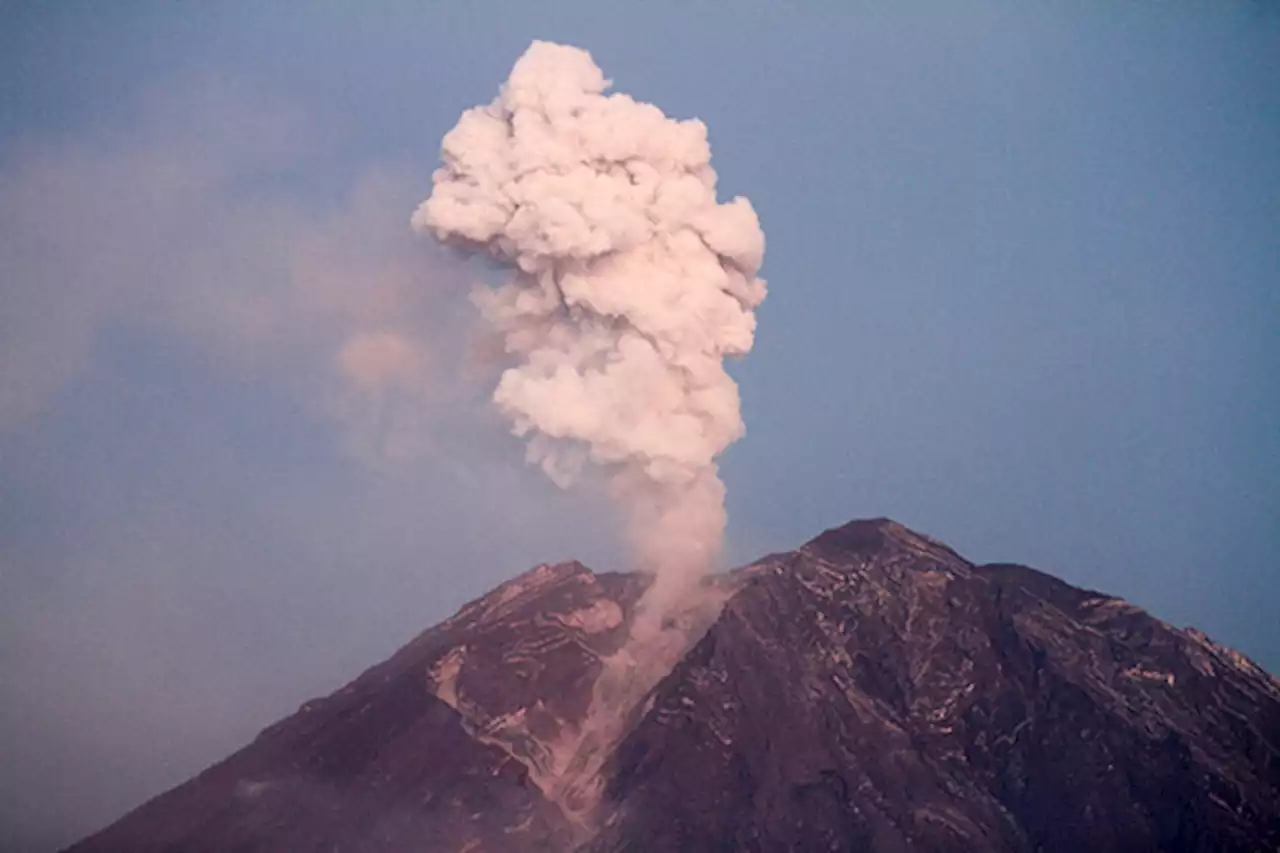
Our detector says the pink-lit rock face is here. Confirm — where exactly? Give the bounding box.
[65,519,1280,853]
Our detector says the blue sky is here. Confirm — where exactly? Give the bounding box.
[2,3,1277,850]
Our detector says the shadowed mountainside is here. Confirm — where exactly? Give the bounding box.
[65,519,1280,852]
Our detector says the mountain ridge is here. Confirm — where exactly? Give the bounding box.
[64,517,1280,852]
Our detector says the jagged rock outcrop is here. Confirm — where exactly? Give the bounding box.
[65,519,1280,852]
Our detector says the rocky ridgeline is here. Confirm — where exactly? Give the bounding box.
[65,519,1280,852]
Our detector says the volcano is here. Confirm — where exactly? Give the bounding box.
[64,519,1280,852]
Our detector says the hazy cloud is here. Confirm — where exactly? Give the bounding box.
[0,76,455,465]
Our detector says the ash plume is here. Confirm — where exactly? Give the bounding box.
[413,41,766,634]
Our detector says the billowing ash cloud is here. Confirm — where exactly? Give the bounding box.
[413,41,766,620]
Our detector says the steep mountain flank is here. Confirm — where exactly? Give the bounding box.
[66,520,1280,852]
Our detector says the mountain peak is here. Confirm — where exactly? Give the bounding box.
[65,519,1280,853]
[798,516,971,575]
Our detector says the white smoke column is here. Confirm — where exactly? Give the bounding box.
[413,41,765,634]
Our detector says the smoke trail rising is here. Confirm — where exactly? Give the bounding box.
[414,42,766,630]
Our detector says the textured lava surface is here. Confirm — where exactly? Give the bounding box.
[65,520,1280,852]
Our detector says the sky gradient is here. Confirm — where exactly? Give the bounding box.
[2,3,1277,851]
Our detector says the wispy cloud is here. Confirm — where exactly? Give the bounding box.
[0,75,457,465]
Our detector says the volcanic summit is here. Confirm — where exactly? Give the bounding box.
[65,518,1280,852]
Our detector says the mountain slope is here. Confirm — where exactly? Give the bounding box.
[63,562,645,853]
[65,519,1280,852]
[587,520,1280,851]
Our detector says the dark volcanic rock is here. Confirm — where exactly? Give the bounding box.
[65,561,646,853]
[588,520,1280,852]
[66,520,1280,852]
